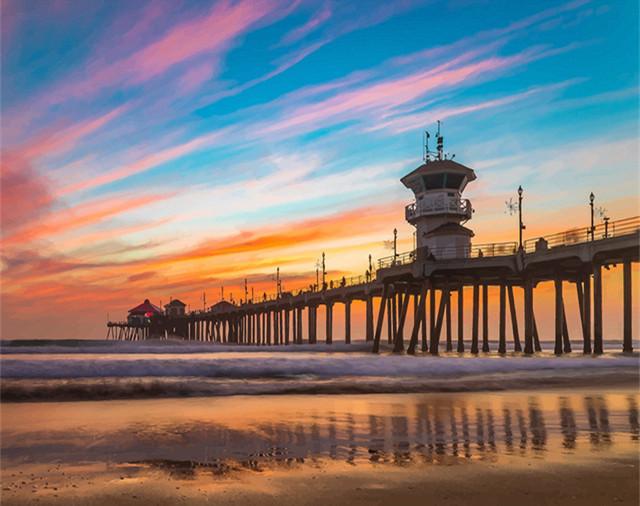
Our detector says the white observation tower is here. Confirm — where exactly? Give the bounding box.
[401,124,476,259]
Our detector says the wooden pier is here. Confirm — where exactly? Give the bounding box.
[107,216,639,355]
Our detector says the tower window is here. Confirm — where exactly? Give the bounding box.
[422,173,465,190]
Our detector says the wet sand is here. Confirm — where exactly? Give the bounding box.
[1,387,638,505]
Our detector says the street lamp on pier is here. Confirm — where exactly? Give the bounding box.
[517,185,525,250]
[589,192,595,240]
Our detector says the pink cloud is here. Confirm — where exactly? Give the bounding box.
[6,0,281,138]
[279,3,332,45]
[262,51,529,136]
[177,60,218,93]
[1,192,172,248]
[19,106,126,161]
[57,129,227,196]
[0,151,55,233]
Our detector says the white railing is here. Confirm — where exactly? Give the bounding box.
[405,197,472,220]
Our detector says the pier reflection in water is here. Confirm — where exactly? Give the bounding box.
[1,390,638,478]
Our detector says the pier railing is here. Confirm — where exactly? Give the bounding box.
[524,216,640,253]
[377,241,518,269]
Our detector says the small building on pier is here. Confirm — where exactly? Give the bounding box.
[164,299,186,317]
[127,299,162,325]
[210,300,236,314]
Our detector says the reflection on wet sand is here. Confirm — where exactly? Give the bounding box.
[1,390,638,481]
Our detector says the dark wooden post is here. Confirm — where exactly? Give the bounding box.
[593,263,603,354]
[326,302,333,344]
[266,311,272,345]
[457,286,464,352]
[524,279,534,354]
[583,273,592,354]
[498,283,506,354]
[562,300,571,353]
[445,290,452,352]
[408,284,427,355]
[430,283,436,347]
[297,307,303,343]
[285,309,290,345]
[393,289,411,353]
[386,294,393,345]
[345,300,351,344]
[471,281,479,354]
[366,296,374,341]
[482,283,490,352]
[533,313,542,352]
[431,284,450,355]
[421,287,429,352]
[623,260,633,353]
[372,285,390,353]
[507,285,522,351]
[309,306,317,344]
[554,277,563,355]
[397,291,406,344]
[391,291,398,345]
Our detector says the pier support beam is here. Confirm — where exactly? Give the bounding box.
[408,283,427,355]
[393,289,410,353]
[297,307,303,344]
[345,300,351,344]
[430,284,437,349]
[445,289,452,352]
[421,287,429,352]
[457,286,464,353]
[309,306,317,344]
[554,277,563,355]
[326,303,333,344]
[285,309,290,345]
[499,283,506,354]
[582,274,592,354]
[482,283,489,353]
[562,301,571,353]
[372,285,390,353]
[366,296,374,342]
[471,281,479,354]
[593,263,603,355]
[507,285,522,351]
[431,284,450,355]
[524,279,534,354]
[623,260,633,353]
[387,295,393,345]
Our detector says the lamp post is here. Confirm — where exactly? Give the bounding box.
[322,252,326,290]
[589,192,595,241]
[517,186,525,250]
[275,267,280,298]
[393,228,398,262]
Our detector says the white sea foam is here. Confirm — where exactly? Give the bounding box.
[1,352,637,380]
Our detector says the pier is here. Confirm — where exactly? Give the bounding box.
[107,134,639,355]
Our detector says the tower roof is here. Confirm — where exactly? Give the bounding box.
[424,222,475,238]
[128,299,163,315]
[401,159,476,193]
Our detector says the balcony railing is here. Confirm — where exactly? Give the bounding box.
[406,197,472,221]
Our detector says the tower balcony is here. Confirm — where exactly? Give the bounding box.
[405,197,472,221]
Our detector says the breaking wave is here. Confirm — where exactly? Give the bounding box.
[1,349,637,401]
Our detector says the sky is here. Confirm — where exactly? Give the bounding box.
[1,0,639,340]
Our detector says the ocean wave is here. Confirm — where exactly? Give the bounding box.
[1,353,638,380]
[2,367,637,402]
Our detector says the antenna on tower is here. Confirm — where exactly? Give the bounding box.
[423,131,431,162]
[436,120,444,161]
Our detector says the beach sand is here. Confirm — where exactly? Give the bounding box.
[1,387,638,505]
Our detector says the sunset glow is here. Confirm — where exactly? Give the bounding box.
[1,0,638,339]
